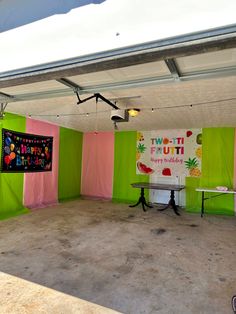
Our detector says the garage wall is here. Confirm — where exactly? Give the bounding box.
[112,131,149,203]
[23,119,60,209]
[111,129,235,214]
[0,113,29,219]
[200,127,235,215]
[186,127,235,215]
[80,131,149,203]
[0,113,235,219]
[58,127,83,202]
[0,113,83,220]
[81,132,114,199]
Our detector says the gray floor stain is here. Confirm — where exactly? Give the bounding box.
[150,228,167,235]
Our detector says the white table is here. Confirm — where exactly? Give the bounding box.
[196,187,236,217]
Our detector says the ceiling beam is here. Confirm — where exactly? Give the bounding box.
[0,91,15,101]
[165,58,181,81]
[56,78,82,92]
[4,64,236,104]
[0,24,236,88]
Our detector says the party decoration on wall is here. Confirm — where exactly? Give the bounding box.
[184,157,201,176]
[136,143,146,160]
[1,129,53,172]
[137,161,154,174]
[136,129,202,177]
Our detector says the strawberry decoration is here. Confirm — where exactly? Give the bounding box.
[162,168,171,176]
[186,130,193,137]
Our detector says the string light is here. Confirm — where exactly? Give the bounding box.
[26,96,236,118]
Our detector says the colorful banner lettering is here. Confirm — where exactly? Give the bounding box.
[136,129,202,177]
[1,129,53,172]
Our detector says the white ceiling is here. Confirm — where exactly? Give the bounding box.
[1,47,236,132]
[3,77,236,132]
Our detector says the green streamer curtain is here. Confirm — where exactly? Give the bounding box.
[58,127,83,202]
[186,127,235,215]
[0,113,29,220]
[113,131,149,203]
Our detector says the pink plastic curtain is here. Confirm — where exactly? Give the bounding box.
[23,119,59,209]
[81,132,114,198]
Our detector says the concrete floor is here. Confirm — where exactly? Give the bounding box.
[0,272,121,314]
[0,199,235,314]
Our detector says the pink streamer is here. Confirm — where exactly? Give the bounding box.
[23,119,59,209]
[81,132,114,199]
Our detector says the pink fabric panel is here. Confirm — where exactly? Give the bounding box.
[81,132,114,198]
[24,119,59,209]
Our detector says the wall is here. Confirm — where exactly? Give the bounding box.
[111,129,235,214]
[23,118,59,208]
[186,127,235,215]
[81,132,114,199]
[59,127,83,202]
[0,113,29,219]
[112,131,149,203]
[0,114,83,219]
[0,115,235,218]
[80,131,149,203]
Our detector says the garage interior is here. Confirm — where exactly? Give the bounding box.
[0,22,236,314]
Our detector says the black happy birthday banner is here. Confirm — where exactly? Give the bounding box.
[1,129,53,172]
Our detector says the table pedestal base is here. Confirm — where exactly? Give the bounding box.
[158,190,180,216]
[129,187,153,212]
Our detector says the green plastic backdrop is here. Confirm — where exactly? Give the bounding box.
[200,127,235,215]
[185,177,201,213]
[0,113,29,220]
[113,131,149,203]
[186,128,235,215]
[58,127,83,201]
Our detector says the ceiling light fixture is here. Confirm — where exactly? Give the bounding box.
[128,108,140,117]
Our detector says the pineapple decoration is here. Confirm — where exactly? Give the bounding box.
[137,132,144,141]
[185,157,201,177]
[136,143,146,160]
[195,146,202,159]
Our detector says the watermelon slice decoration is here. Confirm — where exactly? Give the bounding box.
[137,161,154,174]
